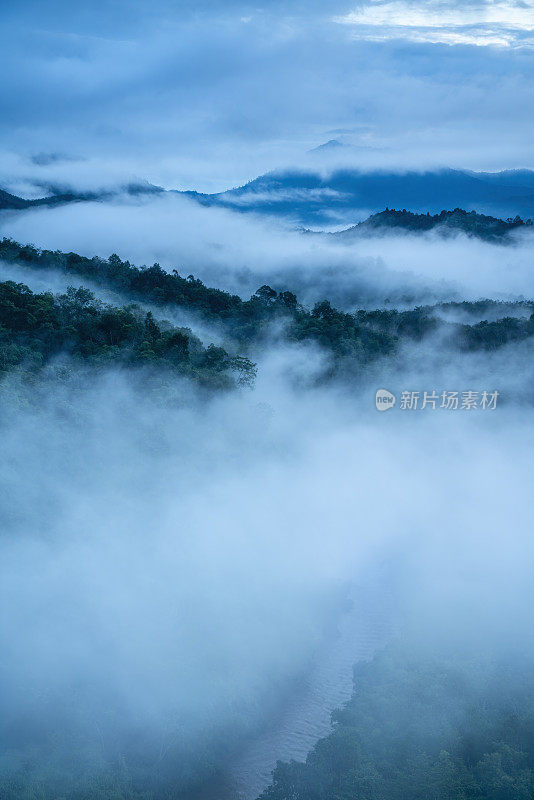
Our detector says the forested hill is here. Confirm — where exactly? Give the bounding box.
[0,183,163,210]
[0,281,256,390]
[329,208,533,242]
[0,189,32,210]
[260,642,534,800]
[1,237,534,391]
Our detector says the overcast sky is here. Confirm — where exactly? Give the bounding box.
[1,0,533,192]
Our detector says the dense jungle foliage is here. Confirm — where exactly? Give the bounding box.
[0,280,255,389]
[336,208,533,241]
[261,643,534,800]
[1,238,534,390]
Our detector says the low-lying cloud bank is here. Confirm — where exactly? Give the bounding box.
[1,193,534,310]
[1,332,533,794]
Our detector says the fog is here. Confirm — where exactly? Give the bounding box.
[1,73,534,790]
[2,194,534,313]
[1,188,534,793]
[2,355,534,795]
[1,0,534,795]
[2,351,534,758]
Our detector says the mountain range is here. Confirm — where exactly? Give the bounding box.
[2,167,534,231]
[181,167,534,226]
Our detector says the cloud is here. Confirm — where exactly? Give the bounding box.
[2,192,534,315]
[336,0,534,47]
[1,3,534,796]
[0,0,534,192]
[2,328,534,794]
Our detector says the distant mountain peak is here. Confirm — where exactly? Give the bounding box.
[308,139,346,153]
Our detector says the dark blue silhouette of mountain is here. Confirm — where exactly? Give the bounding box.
[178,167,534,226]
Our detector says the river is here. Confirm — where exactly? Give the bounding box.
[224,574,394,800]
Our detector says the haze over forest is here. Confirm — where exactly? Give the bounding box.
[1,2,534,799]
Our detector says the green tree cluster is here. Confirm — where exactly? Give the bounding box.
[0,281,256,389]
[261,645,534,800]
